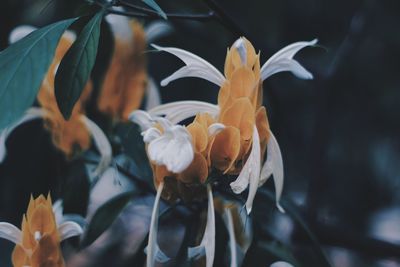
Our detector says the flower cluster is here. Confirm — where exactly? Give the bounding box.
[131,37,317,266]
[0,194,82,267]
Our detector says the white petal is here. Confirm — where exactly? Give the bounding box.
[230,126,261,215]
[149,100,219,124]
[148,125,194,173]
[151,44,225,87]
[0,107,45,163]
[224,208,238,267]
[58,221,83,241]
[233,37,247,65]
[9,25,37,44]
[106,10,133,41]
[188,185,215,267]
[259,130,284,212]
[0,222,22,244]
[146,182,170,267]
[52,200,64,226]
[144,244,170,263]
[129,110,155,131]
[261,39,317,81]
[207,123,225,136]
[145,77,162,111]
[81,116,112,178]
[145,21,173,43]
[142,127,162,143]
[270,261,295,267]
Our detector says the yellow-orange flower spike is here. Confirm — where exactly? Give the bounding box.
[98,21,147,121]
[12,194,64,267]
[38,34,92,157]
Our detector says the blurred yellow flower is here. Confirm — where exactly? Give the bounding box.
[97,21,148,121]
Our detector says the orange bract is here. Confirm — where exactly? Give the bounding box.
[12,194,64,267]
[97,21,148,121]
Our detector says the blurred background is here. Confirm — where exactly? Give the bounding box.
[1,0,400,266]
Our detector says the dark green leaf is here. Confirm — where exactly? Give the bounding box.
[55,11,103,120]
[142,0,167,19]
[80,190,134,248]
[0,18,76,130]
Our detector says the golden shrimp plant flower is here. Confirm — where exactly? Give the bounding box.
[130,37,316,267]
[0,194,83,267]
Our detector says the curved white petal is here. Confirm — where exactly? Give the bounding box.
[270,261,294,267]
[146,182,170,267]
[149,101,219,124]
[129,110,155,131]
[224,208,238,267]
[58,221,83,241]
[0,222,22,244]
[52,200,64,225]
[207,123,225,136]
[147,125,194,173]
[142,127,162,143]
[145,21,173,43]
[0,107,45,163]
[259,130,284,212]
[188,185,215,267]
[151,44,225,87]
[261,39,317,81]
[230,126,261,215]
[145,77,162,111]
[81,116,112,178]
[9,25,37,44]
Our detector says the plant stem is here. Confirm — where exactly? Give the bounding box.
[106,7,216,21]
[203,0,245,37]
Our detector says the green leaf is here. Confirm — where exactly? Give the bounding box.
[80,190,134,248]
[142,0,167,19]
[55,11,103,120]
[0,18,76,130]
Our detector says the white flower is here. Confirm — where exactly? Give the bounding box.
[130,106,222,174]
[130,110,194,173]
[152,38,317,88]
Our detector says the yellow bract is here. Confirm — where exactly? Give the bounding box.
[38,34,92,157]
[12,194,64,267]
[210,38,268,175]
[98,21,147,121]
[150,38,271,200]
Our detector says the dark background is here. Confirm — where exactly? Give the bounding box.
[0,0,400,266]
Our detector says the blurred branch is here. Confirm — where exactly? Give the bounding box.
[106,7,216,21]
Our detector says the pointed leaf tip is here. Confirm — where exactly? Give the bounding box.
[142,0,167,20]
[55,12,103,119]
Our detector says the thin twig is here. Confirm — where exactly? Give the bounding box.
[203,0,245,37]
[106,7,216,21]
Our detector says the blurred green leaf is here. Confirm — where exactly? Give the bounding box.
[0,18,76,130]
[55,11,103,120]
[142,0,167,19]
[80,190,134,248]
